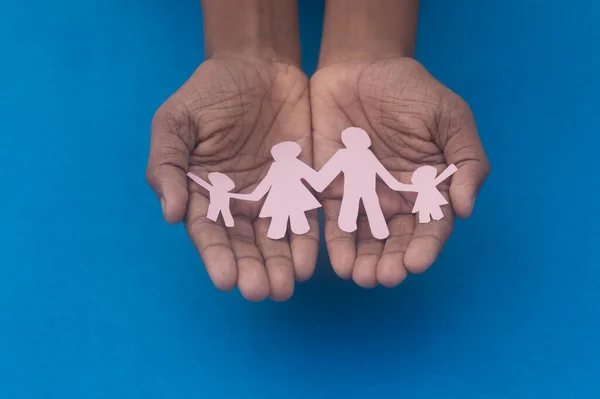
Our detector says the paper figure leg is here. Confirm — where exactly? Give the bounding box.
[430,206,443,221]
[418,211,432,224]
[362,193,389,240]
[338,196,360,233]
[267,215,289,240]
[206,204,219,223]
[221,208,234,227]
[290,211,310,235]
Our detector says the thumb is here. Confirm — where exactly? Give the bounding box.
[146,107,191,224]
[439,97,491,219]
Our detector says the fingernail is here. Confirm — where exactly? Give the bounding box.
[160,197,167,215]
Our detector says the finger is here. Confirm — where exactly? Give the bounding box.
[185,191,237,292]
[377,215,414,287]
[146,107,191,224]
[289,209,320,282]
[228,217,270,302]
[288,117,319,282]
[439,97,491,218]
[404,197,454,274]
[254,218,295,302]
[323,199,356,279]
[352,216,384,288]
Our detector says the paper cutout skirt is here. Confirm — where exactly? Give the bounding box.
[412,188,448,213]
[259,182,322,218]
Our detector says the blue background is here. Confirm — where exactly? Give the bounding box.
[1,0,599,397]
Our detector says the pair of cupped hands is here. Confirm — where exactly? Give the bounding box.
[146,55,491,302]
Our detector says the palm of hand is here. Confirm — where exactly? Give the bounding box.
[311,58,489,288]
[148,58,316,301]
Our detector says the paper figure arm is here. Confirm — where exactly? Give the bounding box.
[433,164,458,186]
[313,152,343,192]
[372,155,417,192]
[229,169,273,201]
[296,161,322,191]
[187,172,212,192]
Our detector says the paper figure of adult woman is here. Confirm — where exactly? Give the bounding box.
[232,141,321,239]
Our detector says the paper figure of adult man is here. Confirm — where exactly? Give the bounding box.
[311,127,414,239]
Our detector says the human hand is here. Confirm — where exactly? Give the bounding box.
[311,57,490,288]
[146,56,315,302]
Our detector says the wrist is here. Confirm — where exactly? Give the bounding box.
[201,0,301,66]
[318,0,420,68]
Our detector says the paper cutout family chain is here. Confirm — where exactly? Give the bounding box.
[187,127,457,240]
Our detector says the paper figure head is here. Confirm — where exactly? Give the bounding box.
[271,141,301,161]
[411,165,438,184]
[208,172,235,191]
[341,127,371,149]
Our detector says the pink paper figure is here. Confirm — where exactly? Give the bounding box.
[233,141,322,240]
[404,164,458,223]
[313,127,413,240]
[187,171,236,227]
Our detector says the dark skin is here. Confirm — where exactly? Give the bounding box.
[147,0,315,302]
[146,0,491,300]
[311,0,490,287]
[312,57,489,288]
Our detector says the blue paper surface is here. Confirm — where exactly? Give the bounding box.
[1,0,599,397]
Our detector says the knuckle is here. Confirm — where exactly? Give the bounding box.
[151,102,172,130]
[186,212,213,235]
[152,100,192,141]
[156,142,187,167]
[482,158,492,178]
[145,166,157,188]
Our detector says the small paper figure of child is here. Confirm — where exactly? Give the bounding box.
[407,164,458,223]
[187,172,236,227]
